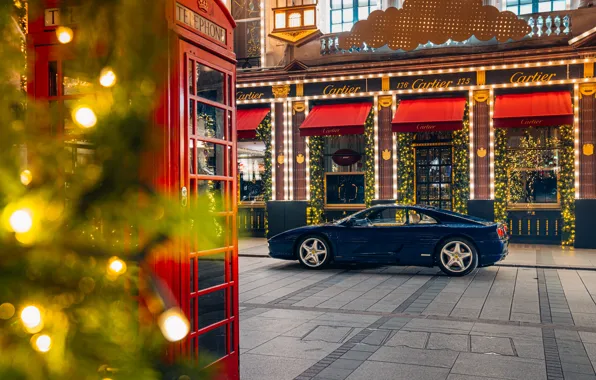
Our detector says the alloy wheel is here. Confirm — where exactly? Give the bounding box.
[440,241,473,273]
[299,238,328,268]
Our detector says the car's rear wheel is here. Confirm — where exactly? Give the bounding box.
[297,236,331,269]
[436,238,478,276]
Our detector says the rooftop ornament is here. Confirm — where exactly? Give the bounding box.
[338,0,532,52]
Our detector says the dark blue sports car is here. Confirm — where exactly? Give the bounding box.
[267,205,508,276]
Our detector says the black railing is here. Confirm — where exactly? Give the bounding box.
[507,209,562,244]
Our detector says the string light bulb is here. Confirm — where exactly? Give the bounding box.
[32,334,51,353]
[56,26,73,44]
[99,68,117,88]
[20,170,32,186]
[9,209,33,233]
[21,306,42,329]
[107,257,127,276]
[158,308,190,342]
[73,107,97,128]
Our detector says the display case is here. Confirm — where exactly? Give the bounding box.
[325,172,365,207]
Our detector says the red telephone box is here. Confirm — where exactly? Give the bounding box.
[27,1,239,378]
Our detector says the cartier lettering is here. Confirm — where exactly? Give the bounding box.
[521,119,544,125]
[176,3,226,44]
[510,71,557,83]
[323,85,361,95]
[323,128,341,134]
[394,76,472,90]
[417,124,437,130]
[236,91,265,100]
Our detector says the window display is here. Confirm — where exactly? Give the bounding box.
[238,141,266,202]
[325,173,365,205]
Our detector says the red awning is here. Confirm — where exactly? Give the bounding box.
[299,102,372,137]
[237,108,270,139]
[494,91,573,128]
[392,98,467,133]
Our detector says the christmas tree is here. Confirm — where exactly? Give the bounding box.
[1,1,220,378]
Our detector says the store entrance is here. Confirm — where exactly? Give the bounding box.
[415,145,453,210]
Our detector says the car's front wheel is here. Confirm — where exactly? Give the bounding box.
[297,236,331,269]
[436,238,478,276]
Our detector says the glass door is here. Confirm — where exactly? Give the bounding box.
[182,41,238,376]
[415,146,453,210]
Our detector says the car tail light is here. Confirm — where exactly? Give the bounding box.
[497,224,507,240]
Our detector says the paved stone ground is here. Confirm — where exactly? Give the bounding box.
[238,257,596,380]
[238,238,596,270]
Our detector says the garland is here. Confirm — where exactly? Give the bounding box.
[559,124,575,246]
[494,128,508,224]
[364,111,375,207]
[307,136,325,224]
[452,104,470,214]
[396,132,415,205]
[255,115,272,235]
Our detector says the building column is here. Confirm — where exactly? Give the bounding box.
[377,96,394,200]
[292,101,307,200]
[468,89,493,220]
[578,82,596,198]
[273,102,285,200]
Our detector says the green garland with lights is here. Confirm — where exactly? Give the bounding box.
[364,111,375,207]
[255,115,272,235]
[494,128,508,224]
[559,124,575,246]
[396,132,415,205]
[452,105,470,214]
[307,136,325,224]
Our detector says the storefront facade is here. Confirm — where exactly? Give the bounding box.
[235,0,596,248]
[28,0,240,377]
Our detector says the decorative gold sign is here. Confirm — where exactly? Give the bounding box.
[583,143,594,156]
[293,102,306,114]
[477,147,487,158]
[338,0,531,51]
[379,96,393,108]
[296,154,305,164]
[277,155,285,165]
[272,85,291,98]
[382,149,391,161]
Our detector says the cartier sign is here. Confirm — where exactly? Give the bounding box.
[304,79,369,97]
[485,66,567,85]
[176,3,226,44]
[390,73,476,90]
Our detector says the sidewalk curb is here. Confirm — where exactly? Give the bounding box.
[239,254,270,258]
[495,263,596,271]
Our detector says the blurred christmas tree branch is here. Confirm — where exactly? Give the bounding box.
[0,0,222,379]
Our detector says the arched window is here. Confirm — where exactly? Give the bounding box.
[330,0,378,33]
[505,0,566,15]
[289,12,302,28]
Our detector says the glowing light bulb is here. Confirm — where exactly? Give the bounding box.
[9,209,33,233]
[33,334,51,352]
[73,107,97,128]
[56,26,73,44]
[20,170,32,186]
[158,308,190,342]
[107,257,127,276]
[21,306,41,329]
[99,68,117,87]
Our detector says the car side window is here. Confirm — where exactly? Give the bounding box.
[369,208,406,226]
[408,210,437,225]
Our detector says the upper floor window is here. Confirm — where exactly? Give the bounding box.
[505,0,566,15]
[330,0,377,33]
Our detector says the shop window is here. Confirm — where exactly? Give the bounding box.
[415,146,453,211]
[505,126,560,206]
[238,141,266,202]
[505,0,566,15]
[324,136,366,206]
[330,0,377,33]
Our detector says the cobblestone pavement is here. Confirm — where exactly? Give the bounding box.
[238,257,596,380]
